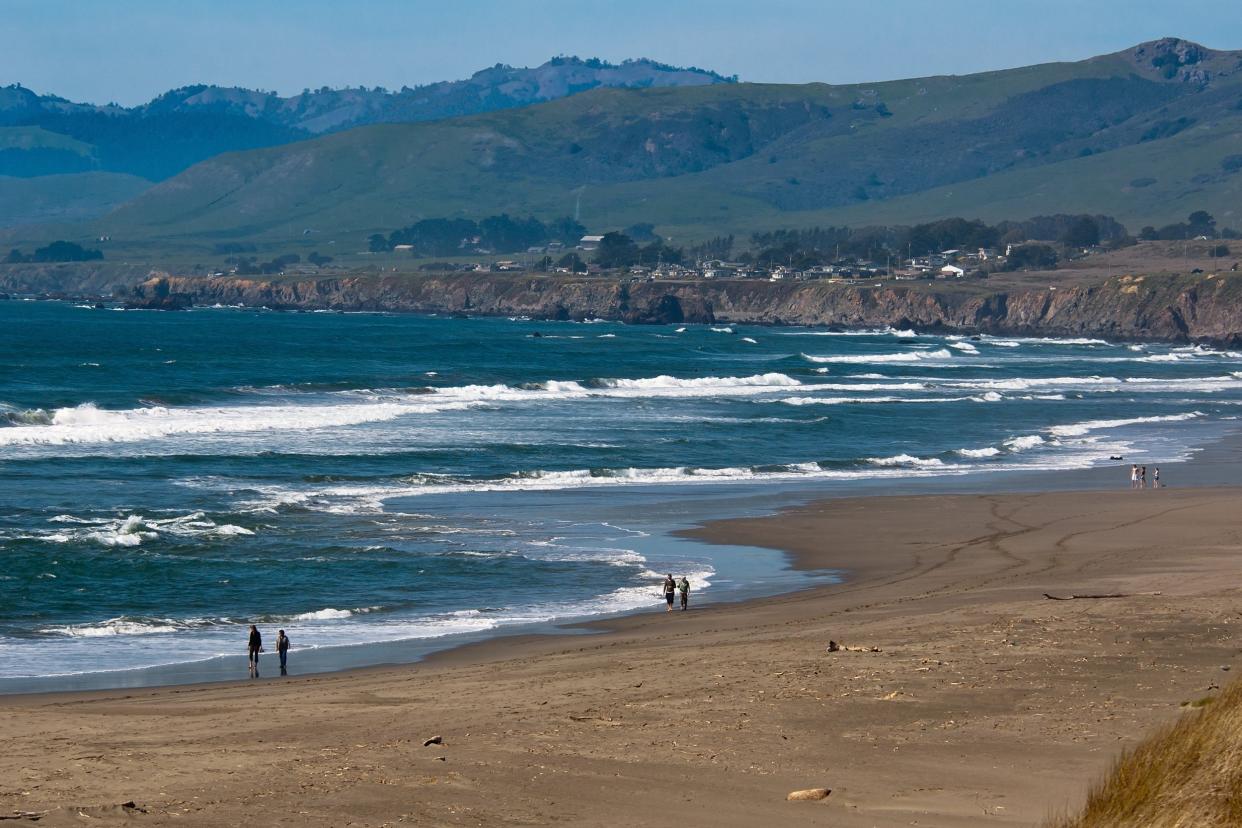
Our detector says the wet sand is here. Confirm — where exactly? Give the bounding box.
[4,487,1242,826]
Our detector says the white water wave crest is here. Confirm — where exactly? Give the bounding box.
[11,512,254,547]
[801,348,953,364]
[0,399,480,446]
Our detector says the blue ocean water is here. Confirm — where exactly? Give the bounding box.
[3,299,1241,684]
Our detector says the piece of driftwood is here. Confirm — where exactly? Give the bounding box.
[1043,591,1162,600]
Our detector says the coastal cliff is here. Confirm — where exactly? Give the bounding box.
[118,271,1242,344]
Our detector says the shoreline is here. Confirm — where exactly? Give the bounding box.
[5,417,1239,697]
[6,485,1242,824]
[6,293,1242,349]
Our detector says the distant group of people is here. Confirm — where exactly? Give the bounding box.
[1129,464,1161,489]
[247,625,291,677]
[662,574,691,611]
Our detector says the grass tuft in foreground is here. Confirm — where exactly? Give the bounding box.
[1050,677,1242,827]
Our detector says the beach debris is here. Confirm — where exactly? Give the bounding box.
[786,787,832,802]
[827,643,881,653]
[1043,592,1162,601]
[827,640,840,652]
[423,735,443,747]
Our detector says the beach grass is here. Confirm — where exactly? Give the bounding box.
[1049,676,1242,827]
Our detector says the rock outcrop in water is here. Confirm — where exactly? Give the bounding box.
[113,271,1242,345]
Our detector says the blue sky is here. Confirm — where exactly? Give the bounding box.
[4,0,1242,105]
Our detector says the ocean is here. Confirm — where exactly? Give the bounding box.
[3,299,1241,689]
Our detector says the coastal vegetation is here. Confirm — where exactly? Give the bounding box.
[3,240,102,263]
[1050,676,1242,827]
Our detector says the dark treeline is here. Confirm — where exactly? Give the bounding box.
[357,210,1236,274]
[3,241,103,264]
[1139,211,1240,241]
[748,214,1132,266]
[369,214,588,256]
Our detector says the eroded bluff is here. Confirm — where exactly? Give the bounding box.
[125,271,1242,344]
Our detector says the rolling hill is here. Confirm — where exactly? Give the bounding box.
[89,37,1242,252]
[0,58,728,182]
[0,58,730,228]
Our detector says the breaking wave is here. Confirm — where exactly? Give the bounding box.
[801,348,953,364]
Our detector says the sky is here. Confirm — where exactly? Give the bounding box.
[3,0,1242,105]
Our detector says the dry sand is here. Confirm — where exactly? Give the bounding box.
[4,487,1242,826]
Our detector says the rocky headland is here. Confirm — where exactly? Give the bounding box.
[6,265,1242,344]
[119,270,1242,345]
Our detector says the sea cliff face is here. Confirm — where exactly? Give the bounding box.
[118,271,1242,344]
[11,267,1242,345]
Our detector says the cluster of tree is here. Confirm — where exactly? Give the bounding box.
[685,235,735,261]
[741,214,1137,270]
[227,253,305,275]
[3,241,103,263]
[751,214,1130,261]
[593,232,685,269]
[369,214,587,256]
[1003,244,1059,271]
[1138,211,1240,241]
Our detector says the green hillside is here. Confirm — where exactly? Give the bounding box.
[0,172,151,228]
[91,38,1242,249]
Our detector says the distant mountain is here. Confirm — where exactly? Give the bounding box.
[0,58,732,184]
[93,38,1242,248]
[146,58,734,135]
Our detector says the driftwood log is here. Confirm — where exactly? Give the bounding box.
[1043,591,1163,600]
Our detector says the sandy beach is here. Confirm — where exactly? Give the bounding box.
[4,486,1242,826]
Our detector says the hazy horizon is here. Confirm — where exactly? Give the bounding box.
[3,0,1242,106]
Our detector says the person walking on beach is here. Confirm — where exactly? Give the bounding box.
[1153,466,1161,488]
[663,574,676,612]
[248,624,263,677]
[1130,464,1138,489]
[276,629,290,675]
[1140,465,1147,489]
[678,575,690,611]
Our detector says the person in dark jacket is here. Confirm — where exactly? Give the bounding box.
[248,625,263,677]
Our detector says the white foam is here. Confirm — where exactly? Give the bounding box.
[292,608,354,621]
[866,454,946,468]
[774,327,915,337]
[776,395,976,406]
[802,348,953,364]
[1006,434,1047,451]
[21,512,254,546]
[982,336,1110,347]
[957,446,1002,458]
[43,617,184,637]
[950,342,979,354]
[230,458,986,514]
[1047,412,1204,438]
[0,399,479,446]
